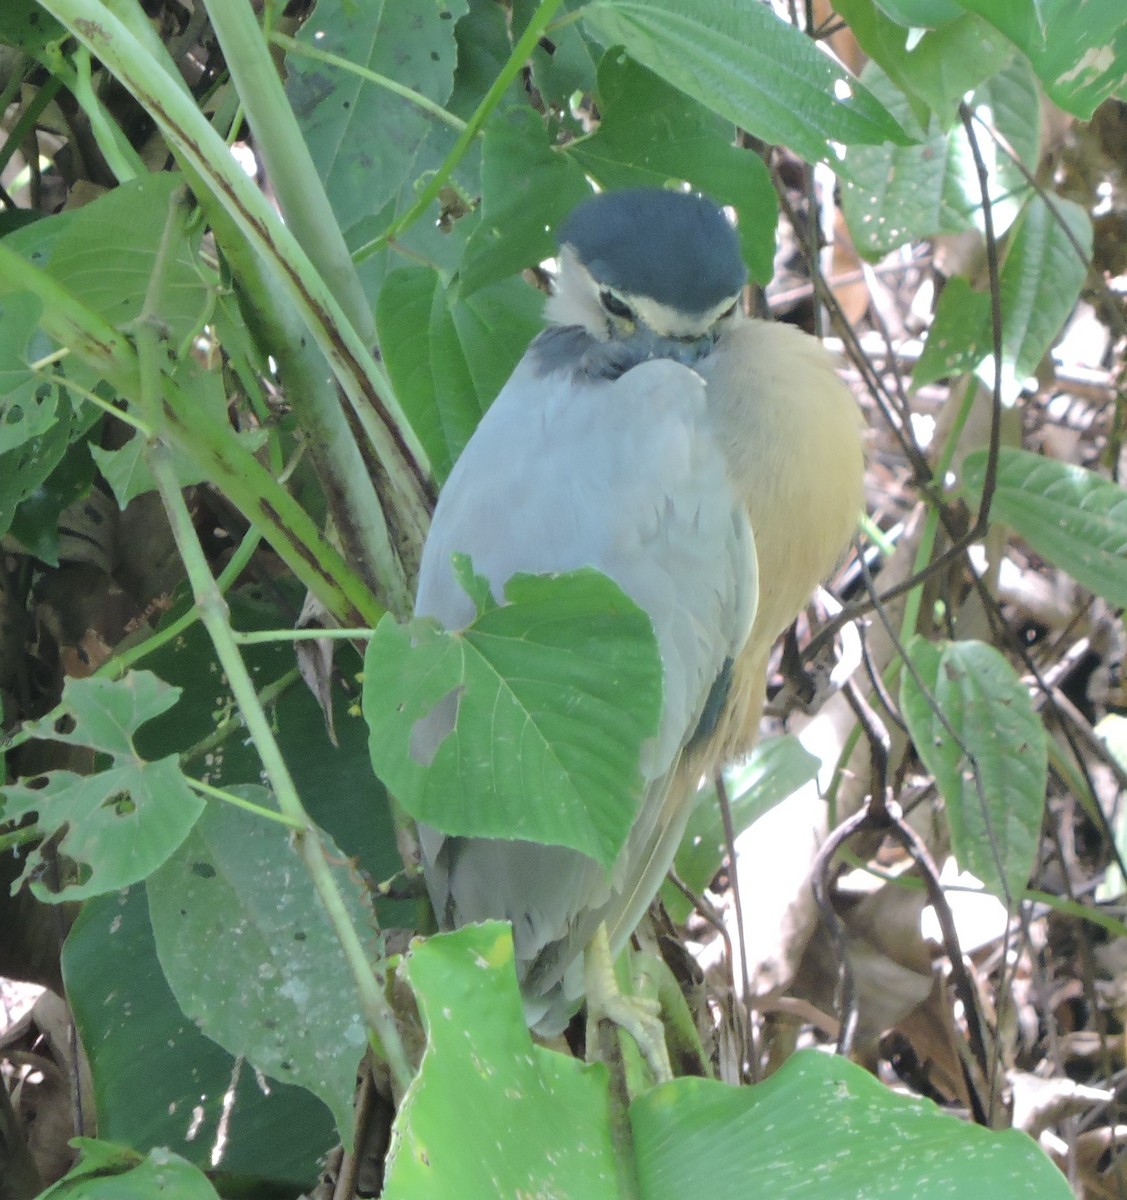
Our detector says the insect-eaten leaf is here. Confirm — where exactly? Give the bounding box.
[363,562,662,874]
[1,672,203,901]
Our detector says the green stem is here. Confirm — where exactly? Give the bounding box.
[149,443,412,1094]
[233,627,375,644]
[203,0,376,344]
[354,0,568,261]
[40,0,433,595]
[270,32,468,134]
[186,777,305,829]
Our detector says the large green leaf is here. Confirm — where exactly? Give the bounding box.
[383,924,618,1199]
[955,0,1127,118]
[44,173,209,349]
[632,1049,1072,1198]
[836,0,1013,124]
[582,0,911,169]
[147,793,378,1139]
[0,672,204,901]
[38,1142,221,1200]
[63,888,335,1188]
[962,447,1127,607]
[284,0,468,241]
[364,565,662,872]
[900,637,1046,905]
[377,266,543,483]
[568,50,777,284]
[841,55,1039,257]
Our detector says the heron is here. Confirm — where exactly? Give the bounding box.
[411,187,865,1062]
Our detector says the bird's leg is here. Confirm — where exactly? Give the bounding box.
[584,924,673,1085]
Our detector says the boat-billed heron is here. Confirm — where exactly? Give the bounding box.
[414,187,864,1036]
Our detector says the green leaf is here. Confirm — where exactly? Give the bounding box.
[663,736,820,922]
[900,637,1046,905]
[364,567,662,872]
[582,0,912,168]
[8,433,99,565]
[0,291,54,453]
[147,794,377,1140]
[63,889,335,1187]
[962,447,1127,607]
[957,0,1127,118]
[989,193,1092,400]
[1,672,204,901]
[911,276,991,388]
[45,174,210,348]
[38,1142,221,1200]
[382,924,617,1199]
[0,0,64,51]
[874,0,963,26]
[459,105,592,296]
[377,266,544,483]
[284,0,469,265]
[518,0,600,106]
[632,1049,1073,1198]
[836,0,1013,124]
[568,50,777,284]
[841,56,1039,257]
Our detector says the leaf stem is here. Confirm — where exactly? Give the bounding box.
[354,0,568,261]
[149,441,413,1094]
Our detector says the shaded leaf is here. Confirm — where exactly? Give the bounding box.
[376,266,543,482]
[364,567,662,872]
[1,672,203,901]
[46,174,210,348]
[459,105,592,296]
[568,50,777,284]
[147,794,377,1140]
[582,0,911,169]
[63,888,335,1186]
[632,1049,1072,1198]
[284,0,468,239]
[962,447,1127,607]
[383,924,617,1199]
[901,637,1046,905]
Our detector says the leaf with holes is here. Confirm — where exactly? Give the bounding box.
[900,637,1046,906]
[0,672,203,901]
[962,447,1127,607]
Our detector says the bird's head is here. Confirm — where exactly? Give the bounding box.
[545,188,747,364]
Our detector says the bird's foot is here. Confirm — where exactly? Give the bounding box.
[584,924,673,1085]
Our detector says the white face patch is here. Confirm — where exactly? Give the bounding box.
[545,246,741,342]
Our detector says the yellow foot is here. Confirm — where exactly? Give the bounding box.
[584,924,673,1084]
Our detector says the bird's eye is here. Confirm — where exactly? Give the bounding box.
[599,291,635,321]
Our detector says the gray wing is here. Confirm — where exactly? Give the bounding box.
[413,342,757,1032]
